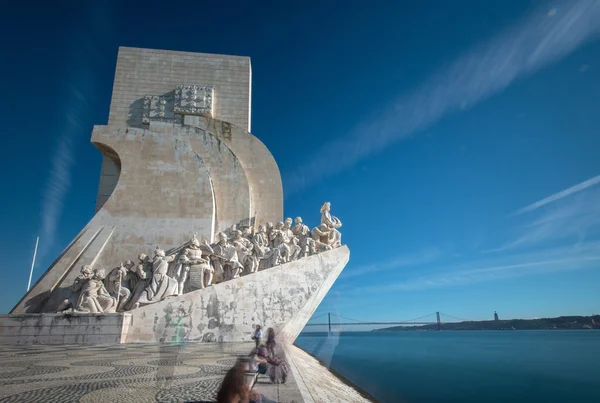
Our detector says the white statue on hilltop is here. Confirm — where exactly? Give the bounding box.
[320,202,342,248]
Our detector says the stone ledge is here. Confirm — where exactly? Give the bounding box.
[285,344,375,403]
[0,313,132,345]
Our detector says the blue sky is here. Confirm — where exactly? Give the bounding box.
[1,1,600,328]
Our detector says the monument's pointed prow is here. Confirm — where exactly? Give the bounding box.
[126,246,349,344]
[1,47,348,345]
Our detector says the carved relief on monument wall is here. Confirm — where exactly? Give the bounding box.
[57,203,343,314]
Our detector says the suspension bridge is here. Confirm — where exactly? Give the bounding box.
[304,312,469,331]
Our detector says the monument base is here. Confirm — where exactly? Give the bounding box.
[0,313,132,345]
[0,247,349,346]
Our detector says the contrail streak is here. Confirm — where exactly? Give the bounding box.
[510,174,600,216]
[284,0,600,195]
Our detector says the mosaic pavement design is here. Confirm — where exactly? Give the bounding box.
[0,342,255,403]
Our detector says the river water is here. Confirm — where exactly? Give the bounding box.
[294,330,600,402]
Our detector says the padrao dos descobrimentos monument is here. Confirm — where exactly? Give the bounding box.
[0,47,349,345]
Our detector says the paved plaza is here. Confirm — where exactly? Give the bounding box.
[0,342,304,402]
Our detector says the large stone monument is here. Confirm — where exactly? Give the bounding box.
[0,47,349,345]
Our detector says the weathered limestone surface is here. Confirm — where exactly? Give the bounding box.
[191,117,284,228]
[98,47,252,212]
[125,246,350,344]
[12,117,283,315]
[0,313,132,345]
[108,47,251,132]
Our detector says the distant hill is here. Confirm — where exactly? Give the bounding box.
[375,315,600,331]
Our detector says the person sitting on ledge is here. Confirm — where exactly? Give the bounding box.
[216,357,276,403]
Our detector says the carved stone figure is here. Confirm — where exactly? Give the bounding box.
[58,202,344,314]
[135,248,179,307]
[178,233,214,290]
[211,232,244,281]
[89,269,118,313]
[105,261,134,311]
[283,217,302,261]
[253,224,281,270]
[320,202,342,247]
[56,265,94,312]
[265,222,275,248]
[232,230,257,275]
[58,267,117,313]
[270,222,292,263]
[292,217,315,258]
[311,224,334,252]
[125,253,153,310]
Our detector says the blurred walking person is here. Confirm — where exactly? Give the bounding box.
[252,325,262,349]
[266,327,276,357]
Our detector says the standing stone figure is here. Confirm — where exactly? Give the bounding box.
[270,222,291,263]
[265,222,275,248]
[292,217,314,258]
[135,248,179,306]
[283,217,302,261]
[178,233,214,290]
[233,230,257,275]
[320,202,342,247]
[211,232,244,281]
[125,254,153,310]
[89,269,118,313]
[105,261,134,311]
[252,224,281,270]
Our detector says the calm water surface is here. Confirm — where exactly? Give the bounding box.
[295,331,600,403]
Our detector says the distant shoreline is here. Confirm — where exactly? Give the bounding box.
[374,315,600,332]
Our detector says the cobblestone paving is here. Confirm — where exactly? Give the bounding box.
[0,343,253,403]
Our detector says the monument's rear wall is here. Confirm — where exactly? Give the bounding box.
[108,47,252,131]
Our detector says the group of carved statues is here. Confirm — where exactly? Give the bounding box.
[57,202,343,314]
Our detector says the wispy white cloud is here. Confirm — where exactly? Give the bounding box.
[341,248,440,279]
[38,87,89,259]
[37,5,110,260]
[284,0,600,194]
[509,174,600,217]
[487,178,600,253]
[353,249,600,294]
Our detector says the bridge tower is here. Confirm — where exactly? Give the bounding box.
[436,312,441,331]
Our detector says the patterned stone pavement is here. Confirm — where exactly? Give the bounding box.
[0,342,277,403]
